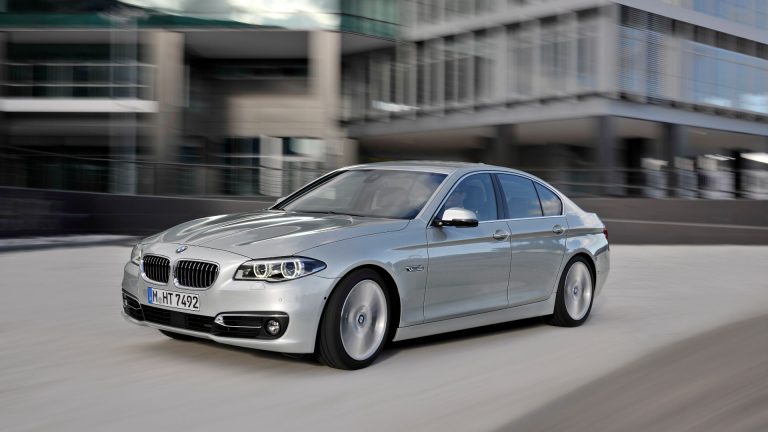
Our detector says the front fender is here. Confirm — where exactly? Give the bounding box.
[298,224,429,327]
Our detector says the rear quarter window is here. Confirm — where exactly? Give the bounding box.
[534,183,563,216]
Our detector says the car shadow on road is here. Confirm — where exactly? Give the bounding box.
[379,316,547,362]
[134,316,550,369]
[134,333,325,370]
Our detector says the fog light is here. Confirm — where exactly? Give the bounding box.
[265,319,281,336]
[214,315,224,325]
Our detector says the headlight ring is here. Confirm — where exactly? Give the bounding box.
[234,257,325,282]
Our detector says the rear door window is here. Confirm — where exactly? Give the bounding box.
[497,174,543,219]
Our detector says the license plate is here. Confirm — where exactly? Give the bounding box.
[147,287,199,311]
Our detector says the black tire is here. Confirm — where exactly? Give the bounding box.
[548,256,595,327]
[159,330,198,341]
[317,269,391,370]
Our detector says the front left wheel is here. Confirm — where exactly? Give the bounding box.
[317,269,390,370]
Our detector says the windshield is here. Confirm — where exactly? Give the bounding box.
[280,169,447,219]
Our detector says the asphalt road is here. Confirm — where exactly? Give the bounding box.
[1,245,767,431]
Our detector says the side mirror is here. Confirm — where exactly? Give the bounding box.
[433,207,479,228]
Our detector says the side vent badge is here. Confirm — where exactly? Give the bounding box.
[405,265,424,272]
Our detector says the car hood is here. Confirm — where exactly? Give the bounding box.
[143,211,410,258]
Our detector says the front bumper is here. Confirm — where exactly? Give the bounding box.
[121,245,336,354]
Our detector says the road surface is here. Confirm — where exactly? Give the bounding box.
[1,245,766,431]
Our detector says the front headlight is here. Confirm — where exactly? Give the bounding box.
[130,244,142,265]
[234,257,326,282]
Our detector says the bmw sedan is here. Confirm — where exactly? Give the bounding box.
[121,162,610,369]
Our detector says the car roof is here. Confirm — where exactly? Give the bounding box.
[345,161,530,177]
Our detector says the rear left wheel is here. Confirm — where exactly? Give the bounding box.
[317,269,390,370]
[549,256,594,327]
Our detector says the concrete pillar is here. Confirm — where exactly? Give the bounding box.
[597,4,619,97]
[310,31,344,168]
[484,124,517,168]
[595,116,620,196]
[565,12,579,96]
[530,19,541,100]
[0,31,6,178]
[0,31,5,97]
[0,32,6,149]
[145,31,185,195]
[662,122,688,197]
[492,26,506,105]
[435,38,445,111]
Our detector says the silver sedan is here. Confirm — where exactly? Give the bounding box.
[121,162,610,369]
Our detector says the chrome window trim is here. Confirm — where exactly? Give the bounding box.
[529,178,565,218]
[172,258,220,290]
[427,171,501,224]
[140,253,171,286]
[494,172,566,219]
[428,170,565,225]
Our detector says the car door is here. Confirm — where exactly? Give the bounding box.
[424,173,512,320]
[495,174,567,306]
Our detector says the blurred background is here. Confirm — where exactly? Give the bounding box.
[1,3,767,431]
[0,0,767,241]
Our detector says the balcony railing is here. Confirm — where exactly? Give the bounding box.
[3,61,155,99]
[1,146,766,199]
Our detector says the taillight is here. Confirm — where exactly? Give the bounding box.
[603,228,608,241]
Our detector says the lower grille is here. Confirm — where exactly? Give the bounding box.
[134,305,288,340]
[142,305,214,333]
[122,291,144,321]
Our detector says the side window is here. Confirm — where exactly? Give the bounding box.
[497,174,543,219]
[441,173,498,222]
[535,183,563,216]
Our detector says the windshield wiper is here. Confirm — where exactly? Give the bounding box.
[325,210,370,217]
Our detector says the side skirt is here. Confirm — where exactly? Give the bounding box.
[393,295,556,342]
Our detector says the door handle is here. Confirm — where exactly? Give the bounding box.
[552,224,565,235]
[492,230,510,241]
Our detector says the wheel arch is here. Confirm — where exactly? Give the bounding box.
[315,264,402,353]
[567,252,597,285]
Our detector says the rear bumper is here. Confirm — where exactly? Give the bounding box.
[594,247,610,297]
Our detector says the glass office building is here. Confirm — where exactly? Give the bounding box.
[1,0,766,198]
[0,0,398,195]
[344,0,768,198]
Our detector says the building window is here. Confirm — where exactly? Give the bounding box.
[474,31,495,103]
[685,42,768,114]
